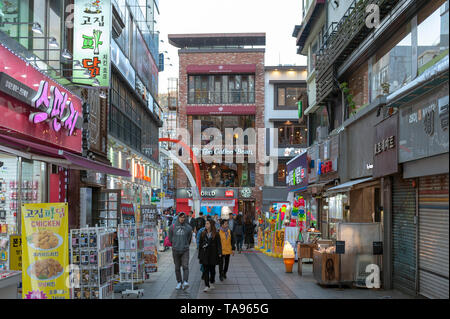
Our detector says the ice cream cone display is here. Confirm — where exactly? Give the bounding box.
[283,241,296,273]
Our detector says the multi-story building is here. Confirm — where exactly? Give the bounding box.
[168,33,266,221]
[0,0,163,231]
[262,65,308,213]
[294,0,449,298]
[105,0,163,226]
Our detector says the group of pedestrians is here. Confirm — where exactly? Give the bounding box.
[168,211,256,293]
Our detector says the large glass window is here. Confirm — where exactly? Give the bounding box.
[188,74,256,104]
[371,23,412,99]
[200,160,255,187]
[417,0,449,75]
[275,85,305,108]
[275,121,307,146]
[109,74,142,151]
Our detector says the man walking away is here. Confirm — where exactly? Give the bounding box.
[218,219,235,281]
[234,215,244,253]
[169,212,193,290]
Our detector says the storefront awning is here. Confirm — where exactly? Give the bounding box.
[0,133,131,177]
[326,177,373,194]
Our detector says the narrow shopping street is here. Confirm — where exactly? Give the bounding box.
[124,243,412,300]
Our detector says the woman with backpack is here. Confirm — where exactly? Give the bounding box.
[233,214,244,253]
[198,219,222,292]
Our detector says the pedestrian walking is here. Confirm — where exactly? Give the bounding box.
[228,213,236,232]
[233,214,244,253]
[218,219,235,281]
[213,215,220,230]
[168,212,193,290]
[198,219,222,292]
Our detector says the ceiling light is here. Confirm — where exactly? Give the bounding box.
[32,22,43,35]
[48,37,59,48]
[99,90,107,99]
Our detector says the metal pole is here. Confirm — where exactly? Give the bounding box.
[17,156,23,235]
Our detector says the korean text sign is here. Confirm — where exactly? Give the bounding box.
[21,203,69,299]
[9,235,22,271]
[73,0,111,87]
[286,151,308,192]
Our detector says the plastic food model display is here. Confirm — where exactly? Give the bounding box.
[31,259,63,279]
[29,230,59,249]
[282,241,296,273]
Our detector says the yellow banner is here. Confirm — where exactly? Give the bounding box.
[21,203,69,299]
[274,230,285,256]
[9,235,22,271]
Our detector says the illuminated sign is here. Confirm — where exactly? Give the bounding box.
[134,164,151,182]
[225,190,234,197]
[30,80,79,136]
[73,0,111,87]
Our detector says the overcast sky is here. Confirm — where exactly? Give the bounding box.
[158,0,307,94]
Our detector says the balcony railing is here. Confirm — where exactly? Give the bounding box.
[315,0,400,104]
[188,91,256,105]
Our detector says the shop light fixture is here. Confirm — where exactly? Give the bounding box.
[61,48,73,60]
[99,90,107,99]
[48,37,59,48]
[32,22,43,35]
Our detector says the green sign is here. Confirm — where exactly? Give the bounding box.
[298,100,303,119]
[73,0,111,87]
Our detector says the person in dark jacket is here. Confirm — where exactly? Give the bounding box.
[169,212,193,290]
[233,214,244,253]
[198,219,222,292]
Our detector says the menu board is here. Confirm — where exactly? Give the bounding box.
[21,203,69,299]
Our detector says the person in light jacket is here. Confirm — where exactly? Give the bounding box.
[218,219,235,281]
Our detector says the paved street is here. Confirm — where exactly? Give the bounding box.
[116,240,413,299]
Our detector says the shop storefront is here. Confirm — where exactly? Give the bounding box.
[106,136,157,226]
[394,82,449,299]
[176,188,238,218]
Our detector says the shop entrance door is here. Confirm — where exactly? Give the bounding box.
[239,200,255,222]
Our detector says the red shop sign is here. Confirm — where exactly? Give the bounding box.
[0,44,82,153]
[225,190,234,197]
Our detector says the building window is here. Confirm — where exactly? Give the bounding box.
[109,74,142,151]
[188,74,255,104]
[275,121,307,147]
[371,23,412,99]
[417,0,449,75]
[275,161,287,186]
[275,85,304,109]
[188,115,255,145]
[200,160,255,187]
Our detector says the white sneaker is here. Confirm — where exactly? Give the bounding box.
[203,286,209,292]
[182,281,190,289]
[176,282,182,290]
[209,284,215,290]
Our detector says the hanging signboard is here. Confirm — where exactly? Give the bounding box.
[73,0,111,87]
[9,235,22,271]
[286,152,308,192]
[21,203,69,299]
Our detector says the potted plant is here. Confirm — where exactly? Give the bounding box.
[339,82,356,115]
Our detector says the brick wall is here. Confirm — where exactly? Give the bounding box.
[348,61,369,110]
[176,50,265,212]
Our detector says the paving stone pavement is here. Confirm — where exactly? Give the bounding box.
[115,238,415,299]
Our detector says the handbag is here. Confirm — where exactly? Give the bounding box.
[164,236,172,247]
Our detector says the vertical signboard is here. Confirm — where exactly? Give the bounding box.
[9,235,22,271]
[73,0,111,87]
[286,152,308,192]
[21,203,69,299]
